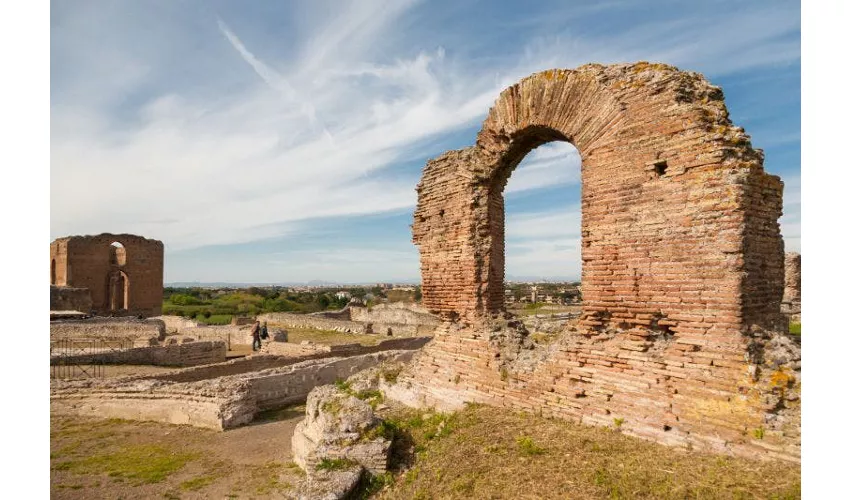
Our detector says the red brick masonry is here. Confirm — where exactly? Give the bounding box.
[406,63,799,462]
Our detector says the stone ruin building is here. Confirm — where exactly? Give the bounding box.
[50,233,164,317]
[397,63,800,462]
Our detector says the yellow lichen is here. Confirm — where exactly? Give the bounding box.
[770,369,794,389]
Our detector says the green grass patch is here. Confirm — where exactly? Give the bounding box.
[316,457,359,471]
[789,322,801,335]
[52,444,199,485]
[516,436,546,456]
[179,474,219,491]
[196,314,232,325]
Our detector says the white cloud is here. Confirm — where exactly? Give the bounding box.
[506,142,581,194]
[51,0,800,279]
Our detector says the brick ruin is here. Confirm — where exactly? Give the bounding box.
[782,252,801,318]
[402,63,800,461]
[50,233,164,317]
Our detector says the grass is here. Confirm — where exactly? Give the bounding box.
[316,457,359,471]
[378,404,800,499]
[53,444,200,485]
[51,412,308,498]
[276,326,383,346]
[516,436,546,456]
[180,473,220,491]
[789,322,801,335]
[196,314,233,325]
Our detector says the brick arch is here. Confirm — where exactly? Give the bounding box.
[412,63,785,334]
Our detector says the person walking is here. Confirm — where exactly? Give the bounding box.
[251,320,262,351]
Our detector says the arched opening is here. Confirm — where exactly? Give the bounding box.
[51,259,57,285]
[108,270,129,312]
[110,241,127,266]
[502,139,583,330]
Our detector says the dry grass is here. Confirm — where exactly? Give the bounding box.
[274,325,383,346]
[50,408,305,499]
[377,404,800,500]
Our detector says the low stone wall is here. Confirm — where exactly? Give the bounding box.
[259,312,438,337]
[50,350,416,430]
[150,355,304,383]
[50,378,256,430]
[244,351,417,410]
[153,315,199,333]
[258,312,366,333]
[263,337,431,358]
[349,302,439,327]
[153,337,431,383]
[50,285,93,313]
[50,317,166,341]
[50,340,226,367]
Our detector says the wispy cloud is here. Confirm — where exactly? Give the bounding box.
[51,0,799,280]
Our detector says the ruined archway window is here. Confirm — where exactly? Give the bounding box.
[51,259,57,285]
[110,242,127,266]
[502,140,582,321]
[109,270,129,311]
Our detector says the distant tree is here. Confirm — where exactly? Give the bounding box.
[318,295,331,309]
[414,288,422,301]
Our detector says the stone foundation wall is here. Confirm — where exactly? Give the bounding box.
[50,285,93,313]
[388,323,800,463]
[348,303,439,327]
[262,337,431,358]
[50,317,166,341]
[259,312,436,337]
[154,315,199,333]
[245,351,417,410]
[51,350,416,430]
[258,312,366,333]
[50,340,226,367]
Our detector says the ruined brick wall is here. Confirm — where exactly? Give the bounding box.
[50,233,164,317]
[50,285,92,312]
[406,63,797,462]
[782,253,801,311]
[413,63,783,333]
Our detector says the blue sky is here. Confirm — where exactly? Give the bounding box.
[50,0,800,284]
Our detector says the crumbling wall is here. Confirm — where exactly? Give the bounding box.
[263,337,431,358]
[50,340,226,367]
[50,285,92,312]
[258,311,436,337]
[154,315,199,333]
[50,350,416,430]
[782,253,801,317]
[258,312,366,333]
[49,233,164,317]
[50,317,166,341]
[405,63,797,462]
[349,302,439,327]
